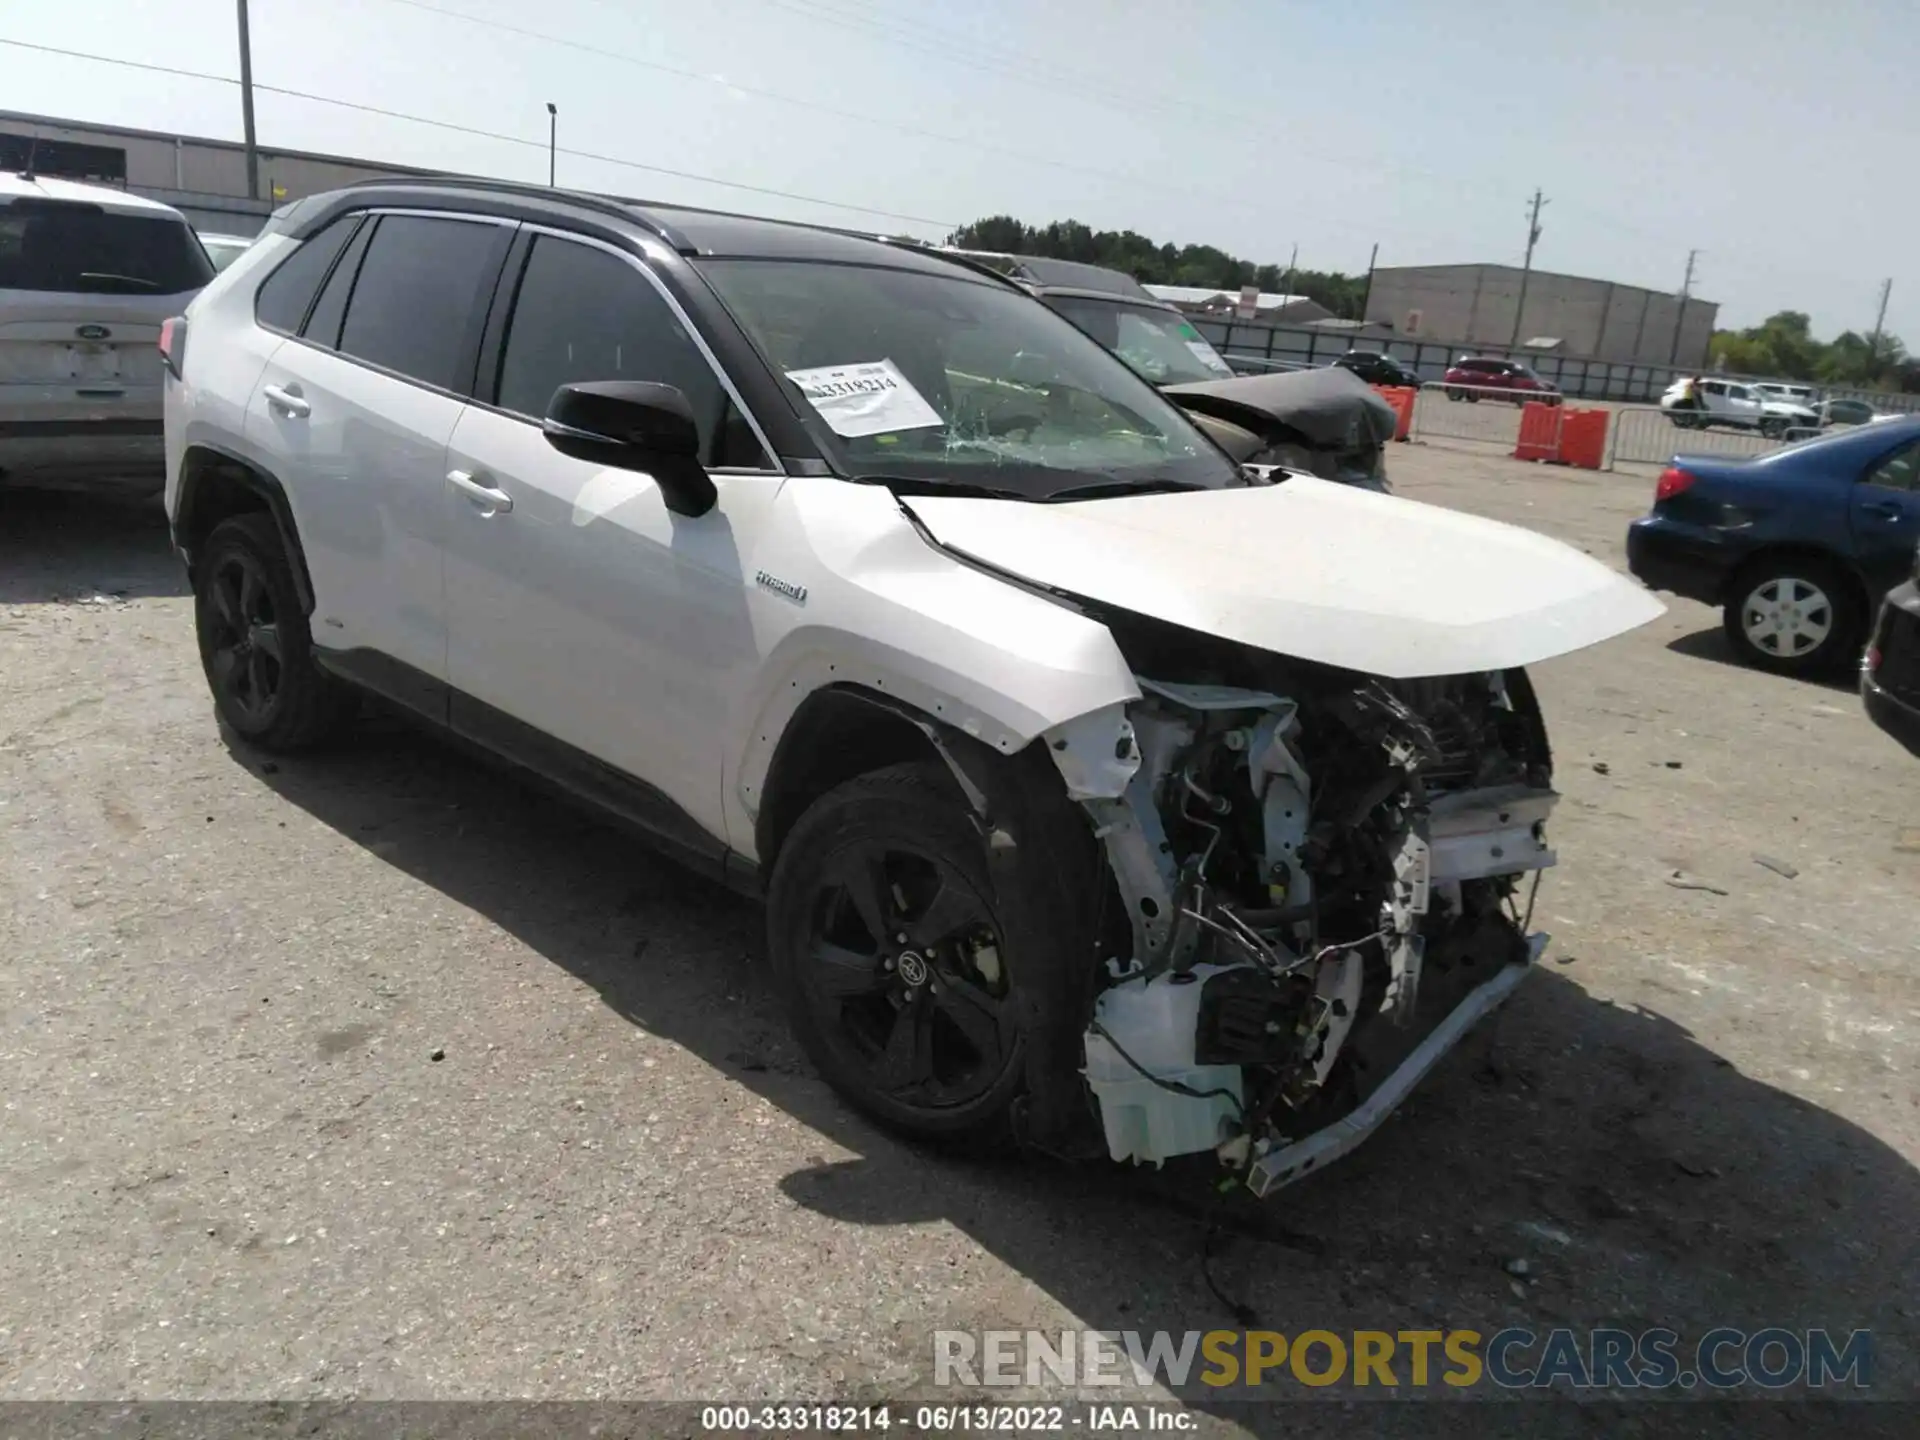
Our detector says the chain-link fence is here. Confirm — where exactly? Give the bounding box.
[1407,382,1561,450]
[1604,407,1796,469]
[1188,314,1920,412]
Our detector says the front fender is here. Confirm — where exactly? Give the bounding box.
[724,479,1139,858]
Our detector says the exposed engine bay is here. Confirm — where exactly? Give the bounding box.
[1045,620,1556,1197]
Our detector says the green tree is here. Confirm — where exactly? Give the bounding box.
[1707,310,1913,391]
[944,216,1369,316]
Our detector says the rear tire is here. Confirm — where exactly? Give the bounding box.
[1721,555,1863,677]
[193,513,356,751]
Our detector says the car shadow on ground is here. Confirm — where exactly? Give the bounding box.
[0,488,183,604]
[238,718,1917,1435]
[1665,626,1860,695]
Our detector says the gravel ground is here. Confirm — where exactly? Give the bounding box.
[1,452,1915,1436]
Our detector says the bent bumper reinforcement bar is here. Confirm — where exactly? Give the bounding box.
[1244,933,1547,1197]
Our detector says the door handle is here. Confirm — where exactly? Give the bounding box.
[448,468,513,514]
[262,383,310,418]
[1861,500,1904,519]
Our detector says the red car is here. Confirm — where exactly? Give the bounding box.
[1443,356,1562,405]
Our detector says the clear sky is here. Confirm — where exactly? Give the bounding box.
[2,0,1914,340]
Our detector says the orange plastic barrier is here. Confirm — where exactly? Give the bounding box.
[1557,407,1608,470]
[1372,385,1416,442]
[1513,401,1562,462]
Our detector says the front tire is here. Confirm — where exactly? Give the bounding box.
[1722,556,1862,677]
[767,762,1038,1146]
[193,513,356,751]
[1759,417,1787,439]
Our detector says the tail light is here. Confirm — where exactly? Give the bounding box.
[1865,644,1882,676]
[158,316,187,380]
[1655,465,1696,503]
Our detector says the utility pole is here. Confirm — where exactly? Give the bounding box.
[1668,249,1699,366]
[236,0,259,200]
[1869,277,1893,363]
[546,103,558,187]
[1281,242,1298,304]
[1507,188,1547,351]
[1360,242,1379,323]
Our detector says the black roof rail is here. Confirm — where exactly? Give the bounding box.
[874,237,1027,291]
[326,174,983,270]
[330,174,696,250]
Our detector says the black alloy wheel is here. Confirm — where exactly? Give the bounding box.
[800,839,1015,1112]
[767,763,1039,1143]
[192,513,355,751]
[203,547,284,727]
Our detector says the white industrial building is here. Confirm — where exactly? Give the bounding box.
[0,108,431,237]
[1363,262,1718,369]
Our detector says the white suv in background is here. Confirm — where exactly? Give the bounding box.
[162,178,1659,1197]
[1660,376,1820,438]
[1752,381,1819,410]
[1,173,213,495]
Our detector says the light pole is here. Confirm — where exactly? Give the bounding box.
[237,0,259,200]
[546,103,557,187]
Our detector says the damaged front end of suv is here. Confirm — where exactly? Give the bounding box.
[1045,632,1555,1194]
[895,476,1663,1194]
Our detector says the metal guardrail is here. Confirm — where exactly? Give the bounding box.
[1188,315,1920,411]
[1408,381,1561,450]
[1604,406,1793,469]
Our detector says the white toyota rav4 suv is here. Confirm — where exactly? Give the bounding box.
[163,179,1660,1195]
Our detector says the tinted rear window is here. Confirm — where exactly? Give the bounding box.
[336,215,508,391]
[255,215,360,334]
[0,200,214,295]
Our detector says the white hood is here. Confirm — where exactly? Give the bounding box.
[904,478,1664,679]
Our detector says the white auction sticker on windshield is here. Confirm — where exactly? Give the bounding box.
[784,358,944,438]
[1188,341,1234,375]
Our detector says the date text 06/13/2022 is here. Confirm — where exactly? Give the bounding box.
[699,1403,1195,1432]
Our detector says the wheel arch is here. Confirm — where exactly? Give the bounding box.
[1721,542,1872,616]
[753,686,953,870]
[173,445,315,614]
[755,686,1115,1154]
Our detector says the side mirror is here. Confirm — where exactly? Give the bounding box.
[542,381,717,517]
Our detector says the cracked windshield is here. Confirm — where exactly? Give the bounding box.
[698,257,1240,497]
[1043,295,1236,385]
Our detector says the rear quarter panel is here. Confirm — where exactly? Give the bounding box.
[163,236,300,522]
[1666,448,1872,593]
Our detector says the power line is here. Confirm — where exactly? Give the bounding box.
[739,0,1817,272]
[0,36,956,228]
[737,0,1231,128]
[373,0,1364,225]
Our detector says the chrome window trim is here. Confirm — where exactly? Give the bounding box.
[505,223,784,475]
[270,207,516,404]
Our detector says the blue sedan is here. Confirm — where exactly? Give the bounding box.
[1626,418,1920,675]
